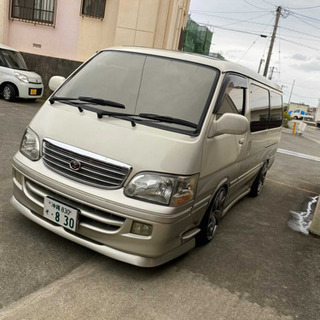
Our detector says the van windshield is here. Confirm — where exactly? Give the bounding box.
[0,49,28,70]
[54,51,218,135]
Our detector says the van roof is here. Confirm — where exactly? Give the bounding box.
[0,43,19,52]
[106,47,282,92]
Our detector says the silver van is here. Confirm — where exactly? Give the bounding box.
[0,43,43,101]
[11,47,283,267]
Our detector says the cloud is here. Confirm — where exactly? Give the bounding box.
[292,60,320,72]
[291,54,310,61]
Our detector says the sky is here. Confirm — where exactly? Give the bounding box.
[188,0,320,108]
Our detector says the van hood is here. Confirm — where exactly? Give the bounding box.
[15,69,42,84]
[29,102,203,178]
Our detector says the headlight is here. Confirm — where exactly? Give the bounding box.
[20,127,40,161]
[14,71,29,83]
[124,173,198,206]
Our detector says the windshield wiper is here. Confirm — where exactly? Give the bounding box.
[49,96,125,109]
[96,110,143,127]
[50,97,137,126]
[78,96,125,109]
[139,113,198,129]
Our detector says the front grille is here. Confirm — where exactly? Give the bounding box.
[24,178,126,233]
[42,139,131,189]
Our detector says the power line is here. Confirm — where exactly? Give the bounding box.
[238,16,274,63]
[194,22,270,38]
[286,5,320,10]
[291,11,320,23]
[191,10,320,40]
[291,93,319,101]
[191,9,268,14]
[278,25,320,40]
[190,11,273,27]
[237,35,261,62]
[241,0,270,11]
[191,19,320,52]
[280,81,319,90]
[290,14,320,31]
[279,33,320,43]
[220,13,272,28]
[278,37,320,51]
[260,0,276,7]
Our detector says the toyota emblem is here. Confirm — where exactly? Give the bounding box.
[69,159,81,171]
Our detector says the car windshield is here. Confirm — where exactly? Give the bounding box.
[54,51,218,134]
[0,49,28,70]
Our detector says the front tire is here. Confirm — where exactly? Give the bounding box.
[249,162,268,197]
[196,187,227,245]
[3,84,17,101]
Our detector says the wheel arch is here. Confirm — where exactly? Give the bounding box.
[204,179,229,225]
[0,82,20,97]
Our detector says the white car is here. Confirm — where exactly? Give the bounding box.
[0,43,43,101]
[289,110,313,121]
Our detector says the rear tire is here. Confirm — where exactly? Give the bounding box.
[196,187,226,245]
[3,84,17,101]
[249,162,268,197]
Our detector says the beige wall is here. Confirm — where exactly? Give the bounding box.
[3,0,190,61]
[77,0,190,61]
[288,103,309,113]
[0,1,9,43]
[77,0,120,61]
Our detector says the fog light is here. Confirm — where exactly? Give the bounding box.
[13,168,23,186]
[131,222,153,236]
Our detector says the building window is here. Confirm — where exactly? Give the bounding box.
[11,0,55,25]
[81,0,106,19]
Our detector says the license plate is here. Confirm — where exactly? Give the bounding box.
[30,89,37,95]
[44,197,79,232]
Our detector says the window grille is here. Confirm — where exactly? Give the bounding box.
[81,0,106,19]
[11,0,55,25]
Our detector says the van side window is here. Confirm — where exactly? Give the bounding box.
[250,84,269,132]
[269,92,283,128]
[216,76,245,119]
[0,53,6,67]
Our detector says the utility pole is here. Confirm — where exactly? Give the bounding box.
[288,80,295,105]
[258,59,264,74]
[263,6,282,77]
[268,66,276,80]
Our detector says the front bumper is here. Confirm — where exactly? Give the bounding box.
[11,154,197,267]
[17,82,43,99]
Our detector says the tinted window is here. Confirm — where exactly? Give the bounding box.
[0,52,6,67]
[269,92,283,128]
[216,75,246,119]
[55,51,218,134]
[1,49,28,70]
[250,85,269,132]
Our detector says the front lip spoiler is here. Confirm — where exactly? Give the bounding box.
[10,196,195,268]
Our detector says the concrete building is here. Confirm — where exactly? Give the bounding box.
[1,0,190,62]
[287,102,309,113]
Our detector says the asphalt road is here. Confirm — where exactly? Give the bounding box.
[0,99,320,320]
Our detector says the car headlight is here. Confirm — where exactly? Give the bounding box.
[14,71,29,83]
[124,173,198,206]
[20,127,40,161]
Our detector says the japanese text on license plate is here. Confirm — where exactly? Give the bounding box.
[43,197,79,232]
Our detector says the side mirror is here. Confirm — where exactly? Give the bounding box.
[48,76,66,92]
[208,113,249,138]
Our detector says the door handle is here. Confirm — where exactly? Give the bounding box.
[239,138,245,145]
